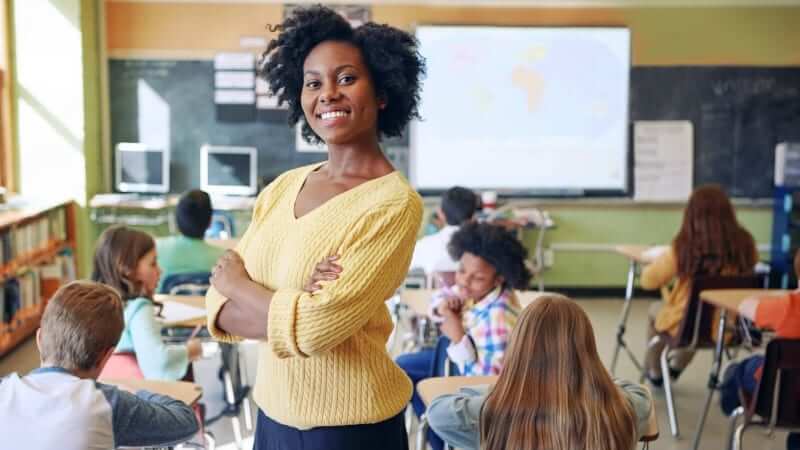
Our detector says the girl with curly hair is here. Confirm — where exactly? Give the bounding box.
[396,222,531,449]
[204,5,425,449]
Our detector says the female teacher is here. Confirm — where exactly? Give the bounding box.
[205,5,425,450]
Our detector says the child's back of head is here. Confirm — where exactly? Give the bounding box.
[176,189,213,239]
[38,280,124,372]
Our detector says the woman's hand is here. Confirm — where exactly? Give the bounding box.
[303,255,342,293]
[186,338,203,362]
[211,250,252,299]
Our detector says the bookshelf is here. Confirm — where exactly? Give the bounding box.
[0,200,78,357]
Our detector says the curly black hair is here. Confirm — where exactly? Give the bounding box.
[448,222,532,290]
[259,5,425,145]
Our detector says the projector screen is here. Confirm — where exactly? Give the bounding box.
[411,26,630,195]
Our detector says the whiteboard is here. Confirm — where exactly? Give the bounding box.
[411,26,630,194]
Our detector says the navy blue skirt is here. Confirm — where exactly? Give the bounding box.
[253,409,408,450]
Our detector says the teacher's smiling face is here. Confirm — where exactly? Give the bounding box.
[300,40,383,146]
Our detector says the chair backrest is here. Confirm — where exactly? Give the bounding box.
[205,211,235,239]
[674,275,761,348]
[430,336,458,377]
[99,352,145,379]
[160,272,212,295]
[751,338,800,428]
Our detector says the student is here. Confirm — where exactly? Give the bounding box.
[0,280,199,449]
[410,186,478,276]
[156,189,224,292]
[427,295,652,450]
[641,185,758,386]
[397,223,530,421]
[719,249,800,450]
[93,225,201,380]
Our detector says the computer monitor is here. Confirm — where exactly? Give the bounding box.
[115,143,170,194]
[201,145,258,196]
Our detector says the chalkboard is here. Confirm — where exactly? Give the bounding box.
[631,67,800,198]
[108,59,408,194]
[109,60,800,197]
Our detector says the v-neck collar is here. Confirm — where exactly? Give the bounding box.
[291,162,398,221]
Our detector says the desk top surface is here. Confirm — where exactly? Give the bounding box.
[615,245,668,263]
[101,378,202,405]
[153,294,206,327]
[700,289,789,312]
[399,289,557,317]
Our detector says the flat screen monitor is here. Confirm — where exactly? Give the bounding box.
[115,143,170,194]
[201,145,258,196]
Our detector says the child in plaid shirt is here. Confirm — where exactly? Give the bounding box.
[396,223,531,439]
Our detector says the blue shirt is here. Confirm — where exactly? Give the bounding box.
[0,367,198,449]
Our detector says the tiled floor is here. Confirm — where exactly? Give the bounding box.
[0,297,791,450]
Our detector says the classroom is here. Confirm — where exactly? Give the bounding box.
[0,0,798,449]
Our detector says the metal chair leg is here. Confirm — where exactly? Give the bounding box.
[612,258,638,374]
[238,349,253,432]
[416,415,429,450]
[661,345,680,437]
[732,423,747,450]
[726,407,745,450]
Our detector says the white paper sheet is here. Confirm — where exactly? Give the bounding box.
[634,121,693,202]
[158,301,206,325]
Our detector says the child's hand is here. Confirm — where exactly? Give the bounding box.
[440,312,466,343]
[211,250,251,299]
[436,296,463,316]
[303,256,342,293]
[186,338,202,362]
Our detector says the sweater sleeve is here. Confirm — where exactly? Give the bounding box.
[640,248,677,290]
[206,180,279,343]
[267,195,422,358]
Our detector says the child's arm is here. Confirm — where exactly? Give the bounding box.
[427,384,489,450]
[98,383,199,448]
[614,378,653,440]
[127,300,190,380]
[640,248,677,291]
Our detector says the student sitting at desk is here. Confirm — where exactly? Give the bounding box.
[0,281,199,449]
[410,186,478,277]
[157,189,225,293]
[398,223,530,419]
[426,295,652,450]
[93,225,202,380]
[719,249,800,450]
[641,185,758,386]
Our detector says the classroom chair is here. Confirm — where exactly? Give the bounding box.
[642,275,761,438]
[99,352,145,379]
[205,211,235,240]
[160,272,212,296]
[727,339,800,450]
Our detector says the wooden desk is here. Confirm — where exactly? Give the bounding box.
[208,238,239,250]
[154,294,206,328]
[400,288,556,318]
[700,289,789,312]
[689,288,788,450]
[101,378,202,405]
[416,376,658,448]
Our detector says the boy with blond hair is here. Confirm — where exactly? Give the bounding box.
[0,280,199,449]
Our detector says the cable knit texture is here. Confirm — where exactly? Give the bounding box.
[206,162,422,429]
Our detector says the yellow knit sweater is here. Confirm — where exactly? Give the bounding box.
[206,163,422,429]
